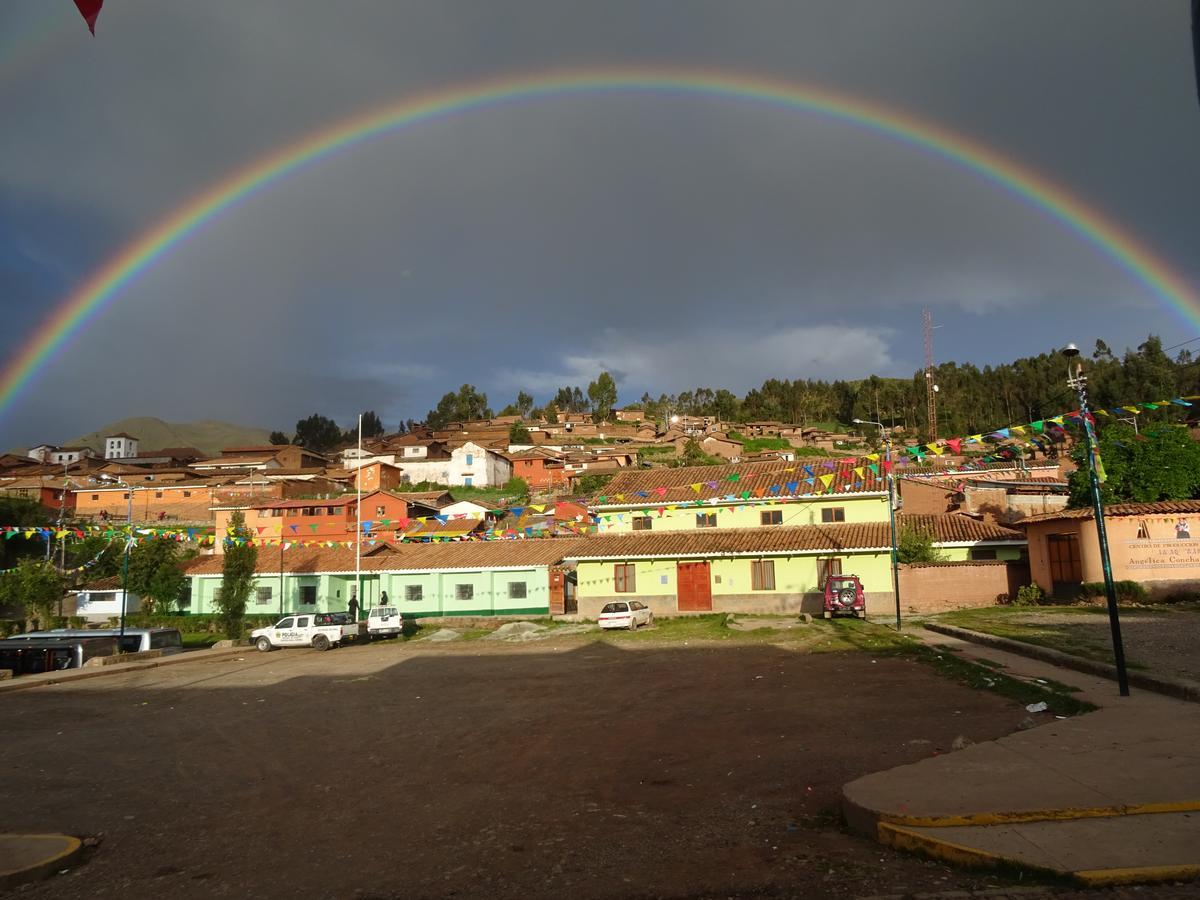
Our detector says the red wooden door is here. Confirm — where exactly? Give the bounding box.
[676,561,713,612]
[548,568,566,616]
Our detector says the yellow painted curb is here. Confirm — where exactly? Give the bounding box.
[879,799,1200,829]
[1075,864,1200,886]
[0,834,83,889]
[878,822,1056,875]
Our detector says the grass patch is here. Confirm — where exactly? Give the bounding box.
[833,620,1096,716]
[935,606,1149,669]
[181,632,221,649]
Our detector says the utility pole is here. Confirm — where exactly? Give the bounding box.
[854,419,902,631]
[1063,343,1129,696]
[355,413,363,619]
[923,308,938,443]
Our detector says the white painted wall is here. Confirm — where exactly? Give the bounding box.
[394,443,512,487]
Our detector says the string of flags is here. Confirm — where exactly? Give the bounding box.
[2,393,1191,548]
[0,536,120,578]
[1,524,216,546]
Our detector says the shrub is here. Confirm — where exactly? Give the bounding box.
[123,613,279,633]
[1077,581,1148,604]
[67,616,87,629]
[0,619,23,637]
[897,524,946,564]
[1014,583,1045,607]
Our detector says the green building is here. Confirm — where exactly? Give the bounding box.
[182,540,583,619]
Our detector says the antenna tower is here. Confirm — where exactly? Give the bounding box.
[923,308,938,443]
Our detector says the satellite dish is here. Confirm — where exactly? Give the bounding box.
[933,384,940,393]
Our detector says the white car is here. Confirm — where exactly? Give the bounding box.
[598,600,654,630]
[367,606,403,639]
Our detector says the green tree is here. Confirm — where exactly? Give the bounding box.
[0,558,65,623]
[897,524,945,564]
[359,411,385,438]
[516,391,534,417]
[63,534,123,583]
[587,371,618,423]
[509,422,532,443]
[674,438,722,468]
[0,498,47,568]
[425,384,492,429]
[573,472,615,496]
[1068,424,1200,506]
[268,431,290,445]
[127,540,185,614]
[217,510,258,639]
[293,414,344,453]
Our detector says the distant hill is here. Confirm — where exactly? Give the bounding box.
[67,417,273,457]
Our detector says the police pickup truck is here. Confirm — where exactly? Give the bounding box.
[251,613,365,652]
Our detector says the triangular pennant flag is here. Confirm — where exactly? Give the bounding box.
[819,474,834,488]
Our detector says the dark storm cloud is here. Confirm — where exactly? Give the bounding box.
[0,0,1197,446]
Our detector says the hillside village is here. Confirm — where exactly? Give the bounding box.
[1,404,1104,623]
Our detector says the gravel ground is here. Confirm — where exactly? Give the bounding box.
[3,636,1052,899]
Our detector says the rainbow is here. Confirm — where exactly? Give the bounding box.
[3,66,1197,421]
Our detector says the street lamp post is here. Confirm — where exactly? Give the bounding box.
[1063,343,1130,696]
[99,474,134,647]
[854,418,902,630]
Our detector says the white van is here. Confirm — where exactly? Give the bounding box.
[367,606,403,639]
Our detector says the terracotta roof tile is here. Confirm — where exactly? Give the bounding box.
[591,459,886,506]
[1019,499,1200,524]
[183,537,589,575]
[565,515,1021,559]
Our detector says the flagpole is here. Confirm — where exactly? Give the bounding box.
[355,413,362,620]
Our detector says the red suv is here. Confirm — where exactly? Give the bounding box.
[823,574,866,619]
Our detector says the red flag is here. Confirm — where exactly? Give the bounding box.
[74,0,104,35]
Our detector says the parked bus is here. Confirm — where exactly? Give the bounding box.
[0,635,120,676]
[13,627,183,655]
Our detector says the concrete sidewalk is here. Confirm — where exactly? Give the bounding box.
[0,644,250,695]
[842,629,1200,886]
[0,834,82,889]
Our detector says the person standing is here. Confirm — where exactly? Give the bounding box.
[348,589,359,621]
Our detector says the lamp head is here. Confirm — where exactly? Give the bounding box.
[852,418,864,424]
[1062,343,1080,359]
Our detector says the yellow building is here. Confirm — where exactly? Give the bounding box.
[567,515,1026,618]
[590,459,889,534]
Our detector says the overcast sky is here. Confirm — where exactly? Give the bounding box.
[1,1,1198,446]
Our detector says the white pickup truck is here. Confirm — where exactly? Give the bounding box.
[251,613,365,652]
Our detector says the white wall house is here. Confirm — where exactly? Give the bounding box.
[51,447,94,465]
[105,433,139,460]
[28,445,94,465]
[395,442,513,488]
[342,445,433,471]
[440,499,493,518]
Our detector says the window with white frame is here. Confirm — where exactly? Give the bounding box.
[508,581,527,599]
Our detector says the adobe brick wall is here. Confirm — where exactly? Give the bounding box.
[897,561,1028,614]
[899,480,956,515]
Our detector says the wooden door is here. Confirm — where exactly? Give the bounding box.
[548,568,566,616]
[1047,533,1082,596]
[676,561,713,612]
